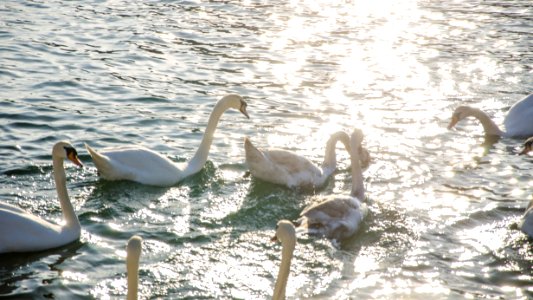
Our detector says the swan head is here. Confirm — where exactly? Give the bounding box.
[127,235,143,264]
[220,94,249,119]
[53,141,83,167]
[448,106,474,129]
[519,137,533,155]
[271,220,296,244]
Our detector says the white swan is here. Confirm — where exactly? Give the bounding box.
[85,94,249,186]
[244,131,370,189]
[295,129,368,243]
[518,137,533,155]
[127,235,143,300]
[271,220,296,300]
[448,93,533,138]
[0,141,83,254]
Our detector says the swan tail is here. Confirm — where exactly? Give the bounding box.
[85,144,114,178]
[244,137,264,162]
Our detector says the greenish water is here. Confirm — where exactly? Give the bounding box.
[0,0,532,299]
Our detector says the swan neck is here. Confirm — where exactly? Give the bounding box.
[272,238,295,300]
[470,108,504,136]
[321,132,350,173]
[350,146,364,199]
[127,256,139,300]
[53,156,80,230]
[186,100,228,175]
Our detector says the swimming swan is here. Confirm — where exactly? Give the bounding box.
[271,220,296,300]
[295,129,368,243]
[448,94,533,138]
[127,235,143,300]
[0,141,83,254]
[86,94,249,186]
[244,131,369,189]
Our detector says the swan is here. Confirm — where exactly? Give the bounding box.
[0,141,83,254]
[518,137,533,155]
[271,220,296,300]
[294,129,368,243]
[448,93,533,138]
[127,235,143,300]
[85,94,249,186]
[244,131,370,189]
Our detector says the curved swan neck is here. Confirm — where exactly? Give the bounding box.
[272,238,295,300]
[350,142,365,200]
[321,132,350,173]
[185,100,230,175]
[468,108,504,136]
[52,156,80,230]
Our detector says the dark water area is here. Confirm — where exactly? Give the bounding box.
[0,0,532,299]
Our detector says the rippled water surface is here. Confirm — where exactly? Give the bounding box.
[1,0,532,299]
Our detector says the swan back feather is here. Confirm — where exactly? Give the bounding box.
[296,195,367,241]
[503,94,533,137]
[244,138,322,188]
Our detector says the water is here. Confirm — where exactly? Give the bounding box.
[1,0,532,299]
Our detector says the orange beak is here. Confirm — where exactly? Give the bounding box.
[67,152,83,167]
[447,115,459,130]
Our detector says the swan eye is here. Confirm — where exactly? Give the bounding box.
[63,146,77,157]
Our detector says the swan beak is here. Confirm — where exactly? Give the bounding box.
[447,116,459,130]
[240,106,250,119]
[68,152,84,167]
[271,234,279,242]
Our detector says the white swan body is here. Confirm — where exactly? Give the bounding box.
[448,93,533,138]
[86,94,249,186]
[0,141,83,254]
[271,220,296,300]
[295,129,368,242]
[127,235,143,300]
[517,199,533,238]
[244,131,369,189]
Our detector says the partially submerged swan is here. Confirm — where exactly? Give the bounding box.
[0,141,83,254]
[295,129,368,243]
[448,94,533,138]
[127,235,143,300]
[86,94,249,186]
[244,131,370,189]
[271,220,296,300]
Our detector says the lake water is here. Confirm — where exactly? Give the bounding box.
[0,0,532,299]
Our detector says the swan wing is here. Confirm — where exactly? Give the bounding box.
[298,195,367,240]
[86,145,183,186]
[0,209,77,253]
[244,139,323,187]
[504,94,533,137]
[262,150,322,187]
